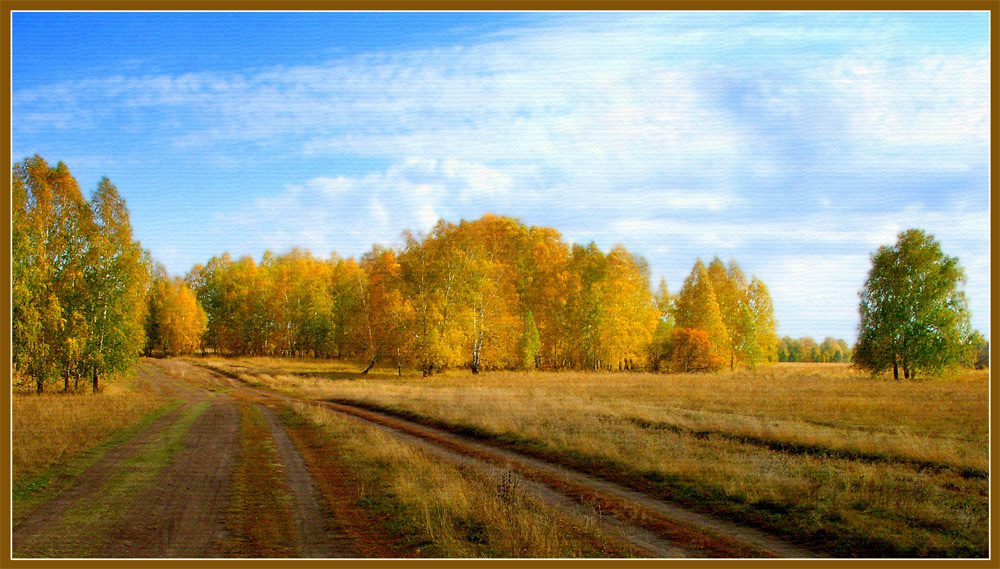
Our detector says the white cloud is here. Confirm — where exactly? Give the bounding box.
[825,55,989,147]
[219,157,520,257]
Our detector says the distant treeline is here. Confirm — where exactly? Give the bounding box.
[776,337,852,363]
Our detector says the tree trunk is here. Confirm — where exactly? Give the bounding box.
[360,358,376,375]
[64,371,70,392]
[92,366,99,393]
[36,377,44,394]
[893,358,899,380]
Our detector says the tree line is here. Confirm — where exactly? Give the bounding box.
[777,337,852,363]
[12,157,782,387]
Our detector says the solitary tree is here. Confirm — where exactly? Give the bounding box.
[853,229,972,380]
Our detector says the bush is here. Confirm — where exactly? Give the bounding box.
[668,328,723,373]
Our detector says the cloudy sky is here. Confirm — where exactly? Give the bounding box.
[11,11,990,343]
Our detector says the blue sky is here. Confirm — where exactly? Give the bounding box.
[11,11,990,343]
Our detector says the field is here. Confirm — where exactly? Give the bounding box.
[193,357,990,558]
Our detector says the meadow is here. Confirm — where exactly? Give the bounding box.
[12,371,169,490]
[195,357,990,558]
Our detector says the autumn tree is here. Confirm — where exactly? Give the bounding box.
[597,246,658,370]
[396,224,468,375]
[671,259,729,364]
[669,328,723,373]
[354,246,409,373]
[448,216,525,373]
[854,229,972,379]
[146,265,208,356]
[745,277,779,365]
[12,156,149,392]
[520,226,575,369]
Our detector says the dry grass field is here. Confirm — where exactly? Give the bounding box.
[281,401,638,557]
[12,371,169,491]
[195,357,989,558]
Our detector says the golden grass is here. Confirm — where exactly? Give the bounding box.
[285,401,638,558]
[199,357,989,558]
[12,369,167,486]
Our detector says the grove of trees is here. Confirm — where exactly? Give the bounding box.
[184,217,779,375]
[652,257,779,372]
[13,156,150,392]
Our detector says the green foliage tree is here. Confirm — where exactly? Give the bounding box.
[518,311,541,370]
[854,229,972,379]
[648,278,674,371]
[82,179,151,391]
[12,156,149,392]
[967,331,989,370]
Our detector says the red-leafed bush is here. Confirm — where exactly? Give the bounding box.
[669,328,723,373]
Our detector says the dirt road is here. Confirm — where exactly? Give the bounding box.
[13,359,818,559]
[12,360,358,559]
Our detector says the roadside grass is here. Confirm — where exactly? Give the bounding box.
[13,369,172,491]
[221,404,300,557]
[13,401,210,558]
[12,402,182,516]
[280,401,641,558]
[198,357,989,558]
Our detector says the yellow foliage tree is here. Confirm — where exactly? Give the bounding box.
[146,267,208,356]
